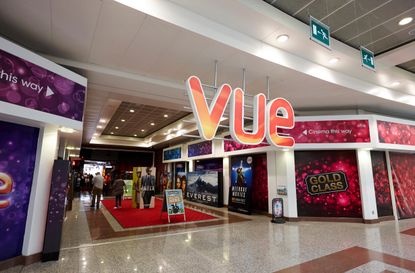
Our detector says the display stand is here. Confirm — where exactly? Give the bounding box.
[42,160,70,261]
[160,189,186,223]
[271,198,285,224]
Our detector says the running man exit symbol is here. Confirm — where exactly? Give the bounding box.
[310,16,330,49]
[360,46,375,71]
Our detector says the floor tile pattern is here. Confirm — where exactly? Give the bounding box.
[2,195,415,273]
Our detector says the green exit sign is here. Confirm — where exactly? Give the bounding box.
[360,46,375,71]
[310,16,330,49]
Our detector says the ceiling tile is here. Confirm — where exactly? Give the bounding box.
[121,16,182,74]
[0,0,52,53]
[88,1,147,67]
[51,0,102,61]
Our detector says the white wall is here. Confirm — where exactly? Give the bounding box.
[275,150,297,218]
[22,125,59,256]
[222,157,230,205]
[267,151,277,214]
[357,149,378,221]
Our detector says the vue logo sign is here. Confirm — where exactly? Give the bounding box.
[186,76,295,147]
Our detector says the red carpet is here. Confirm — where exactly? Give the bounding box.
[101,198,217,228]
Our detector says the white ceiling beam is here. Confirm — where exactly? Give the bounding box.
[377,41,415,67]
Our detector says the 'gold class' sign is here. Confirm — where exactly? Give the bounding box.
[186,76,295,148]
[305,172,349,195]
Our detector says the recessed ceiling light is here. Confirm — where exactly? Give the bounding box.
[329,57,339,64]
[164,114,168,118]
[115,126,119,129]
[97,125,103,129]
[99,119,106,123]
[150,122,155,126]
[110,132,114,135]
[141,129,145,132]
[129,109,135,113]
[391,81,400,87]
[134,134,137,137]
[121,119,125,122]
[276,34,289,43]
[399,17,413,26]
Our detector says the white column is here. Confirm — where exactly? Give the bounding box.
[276,150,297,218]
[22,125,59,256]
[267,151,277,214]
[188,160,194,172]
[222,157,230,205]
[357,149,378,221]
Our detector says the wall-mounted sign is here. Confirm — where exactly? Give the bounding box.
[305,171,349,195]
[186,171,223,207]
[0,48,86,121]
[186,76,295,148]
[295,150,362,218]
[360,46,375,71]
[224,135,269,152]
[163,147,181,161]
[277,185,287,196]
[188,140,212,157]
[228,156,253,214]
[0,121,39,261]
[280,120,370,143]
[310,16,330,49]
[377,120,415,146]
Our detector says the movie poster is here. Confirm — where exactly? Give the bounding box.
[295,151,362,218]
[161,172,173,191]
[229,156,253,214]
[370,151,393,217]
[389,152,415,219]
[174,163,187,197]
[132,167,142,208]
[0,121,39,261]
[186,171,223,207]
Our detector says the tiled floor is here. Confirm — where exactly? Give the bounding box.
[2,195,415,273]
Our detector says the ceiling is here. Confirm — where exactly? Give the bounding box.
[101,102,189,138]
[0,0,414,149]
[263,0,415,78]
[263,0,415,55]
[399,58,415,73]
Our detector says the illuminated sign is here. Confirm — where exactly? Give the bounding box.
[304,171,348,195]
[186,76,295,147]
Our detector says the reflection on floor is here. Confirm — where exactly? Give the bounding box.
[2,194,415,273]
